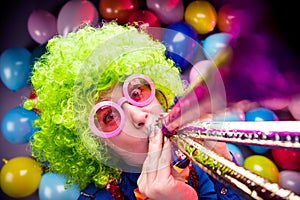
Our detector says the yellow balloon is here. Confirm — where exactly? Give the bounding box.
[0,157,43,198]
[184,1,217,34]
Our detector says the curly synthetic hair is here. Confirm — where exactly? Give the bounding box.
[24,22,184,189]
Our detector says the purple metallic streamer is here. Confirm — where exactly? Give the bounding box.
[162,84,206,136]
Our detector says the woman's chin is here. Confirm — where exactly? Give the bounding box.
[122,152,148,167]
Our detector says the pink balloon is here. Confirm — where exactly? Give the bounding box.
[27,9,57,44]
[259,97,290,111]
[57,0,99,36]
[288,94,300,120]
[189,60,214,83]
[146,0,184,25]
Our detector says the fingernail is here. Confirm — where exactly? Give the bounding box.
[164,136,168,143]
[147,124,154,136]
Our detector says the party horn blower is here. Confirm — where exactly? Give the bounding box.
[171,133,300,200]
[159,46,300,199]
[178,121,300,149]
[160,47,300,147]
[161,47,232,137]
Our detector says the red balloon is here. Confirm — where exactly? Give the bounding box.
[217,4,241,37]
[99,0,139,24]
[272,148,300,170]
[128,10,160,28]
[128,10,161,40]
[217,3,257,37]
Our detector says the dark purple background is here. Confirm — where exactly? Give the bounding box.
[1,0,300,199]
[0,1,71,199]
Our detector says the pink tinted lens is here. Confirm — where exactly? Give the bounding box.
[123,74,155,107]
[89,101,125,138]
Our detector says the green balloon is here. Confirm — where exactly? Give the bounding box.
[244,155,279,183]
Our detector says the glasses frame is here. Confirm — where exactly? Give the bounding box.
[89,74,155,138]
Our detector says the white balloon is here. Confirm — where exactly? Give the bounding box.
[189,60,213,83]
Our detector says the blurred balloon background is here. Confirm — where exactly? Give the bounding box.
[1,0,300,199]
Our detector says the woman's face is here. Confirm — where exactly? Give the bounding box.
[98,83,165,167]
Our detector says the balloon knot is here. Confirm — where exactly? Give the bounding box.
[2,158,8,164]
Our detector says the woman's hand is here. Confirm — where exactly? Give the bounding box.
[137,126,198,200]
[198,140,233,161]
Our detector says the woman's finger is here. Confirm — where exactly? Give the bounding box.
[156,137,172,179]
[141,126,163,183]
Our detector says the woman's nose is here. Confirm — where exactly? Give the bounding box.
[129,106,149,128]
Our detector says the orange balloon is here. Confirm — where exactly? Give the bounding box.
[0,157,43,198]
[184,1,217,34]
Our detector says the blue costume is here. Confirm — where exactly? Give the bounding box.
[78,162,246,200]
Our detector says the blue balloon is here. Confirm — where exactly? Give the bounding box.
[245,107,277,121]
[248,145,269,154]
[39,173,80,200]
[202,33,232,59]
[213,110,244,121]
[161,22,199,71]
[226,143,244,166]
[245,107,277,153]
[1,107,39,144]
[0,47,31,91]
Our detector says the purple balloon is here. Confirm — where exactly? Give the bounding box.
[146,0,184,25]
[57,0,100,36]
[226,143,244,166]
[27,9,58,44]
[280,170,300,195]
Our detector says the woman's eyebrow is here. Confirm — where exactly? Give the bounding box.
[97,84,123,102]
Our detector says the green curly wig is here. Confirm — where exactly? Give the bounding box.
[24,22,184,189]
